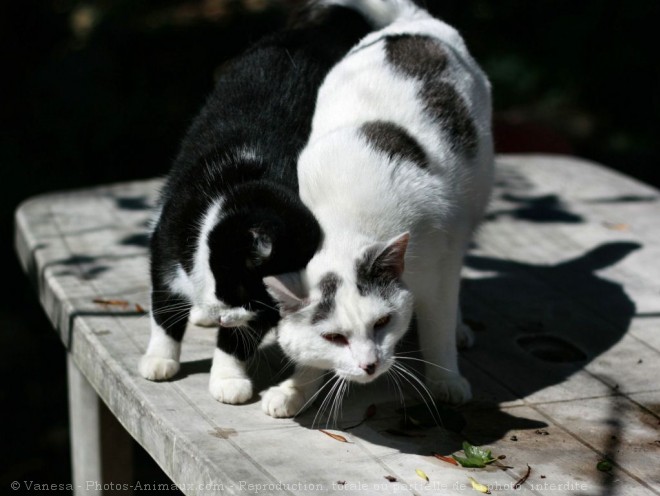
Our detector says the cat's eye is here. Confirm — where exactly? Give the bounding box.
[373,314,391,331]
[323,333,348,346]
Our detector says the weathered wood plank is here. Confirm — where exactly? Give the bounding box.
[15,155,660,495]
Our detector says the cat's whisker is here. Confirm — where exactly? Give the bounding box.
[236,326,259,359]
[158,311,190,330]
[390,369,415,422]
[391,362,442,427]
[323,377,343,429]
[272,357,297,382]
[313,375,341,429]
[149,305,192,317]
[385,367,408,416]
[385,358,407,406]
[293,371,334,418]
[395,355,453,373]
[334,379,347,427]
[331,378,347,427]
[146,305,188,319]
[393,348,426,355]
[149,300,191,309]
[252,300,279,312]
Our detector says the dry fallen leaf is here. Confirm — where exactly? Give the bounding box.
[468,477,491,494]
[433,453,459,466]
[384,475,397,482]
[93,298,129,307]
[514,465,531,489]
[135,303,146,313]
[319,430,348,443]
[603,222,629,231]
[415,468,429,482]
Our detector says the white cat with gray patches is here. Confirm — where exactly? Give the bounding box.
[262,0,493,418]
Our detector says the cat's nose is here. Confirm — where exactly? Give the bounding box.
[361,363,377,375]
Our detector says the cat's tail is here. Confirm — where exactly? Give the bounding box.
[319,0,422,28]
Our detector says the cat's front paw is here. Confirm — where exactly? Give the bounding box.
[261,385,306,418]
[189,306,217,327]
[427,375,472,405]
[209,377,253,404]
[139,355,180,381]
[219,307,256,328]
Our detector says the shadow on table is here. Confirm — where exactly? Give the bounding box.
[286,240,640,457]
[33,174,641,461]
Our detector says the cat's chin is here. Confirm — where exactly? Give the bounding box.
[336,368,388,385]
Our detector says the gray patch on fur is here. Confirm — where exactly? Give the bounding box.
[384,34,478,156]
[384,34,448,79]
[361,121,428,169]
[355,246,399,299]
[311,272,341,324]
[421,82,478,154]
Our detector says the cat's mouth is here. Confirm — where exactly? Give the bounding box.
[337,366,387,384]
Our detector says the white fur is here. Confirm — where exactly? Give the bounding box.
[261,367,324,418]
[209,348,253,404]
[138,316,182,380]
[265,3,493,415]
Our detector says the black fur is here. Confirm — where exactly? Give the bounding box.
[150,5,373,360]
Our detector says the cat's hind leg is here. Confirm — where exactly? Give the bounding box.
[408,251,472,405]
[139,291,190,381]
[456,306,475,350]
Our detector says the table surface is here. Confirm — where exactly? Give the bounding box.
[15,155,660,496]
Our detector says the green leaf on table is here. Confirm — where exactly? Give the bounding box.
[452,442,497,468]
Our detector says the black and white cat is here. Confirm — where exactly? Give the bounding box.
[139,0,392,404]
[263,0,494,417]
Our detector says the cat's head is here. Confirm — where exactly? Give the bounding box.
[264,232,413,382]
[192,181,322,328]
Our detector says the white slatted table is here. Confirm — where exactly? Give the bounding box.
[15,155,660,495]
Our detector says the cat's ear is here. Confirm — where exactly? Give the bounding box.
[248,228,273,267]
[263,272,309,315]
[366,232,410,281]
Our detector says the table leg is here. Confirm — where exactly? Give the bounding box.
[67,355,133,495]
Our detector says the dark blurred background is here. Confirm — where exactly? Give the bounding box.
[2,0,658,492]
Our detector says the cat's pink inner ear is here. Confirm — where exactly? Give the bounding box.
[263,273,309,315]
[382,232,410,279]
